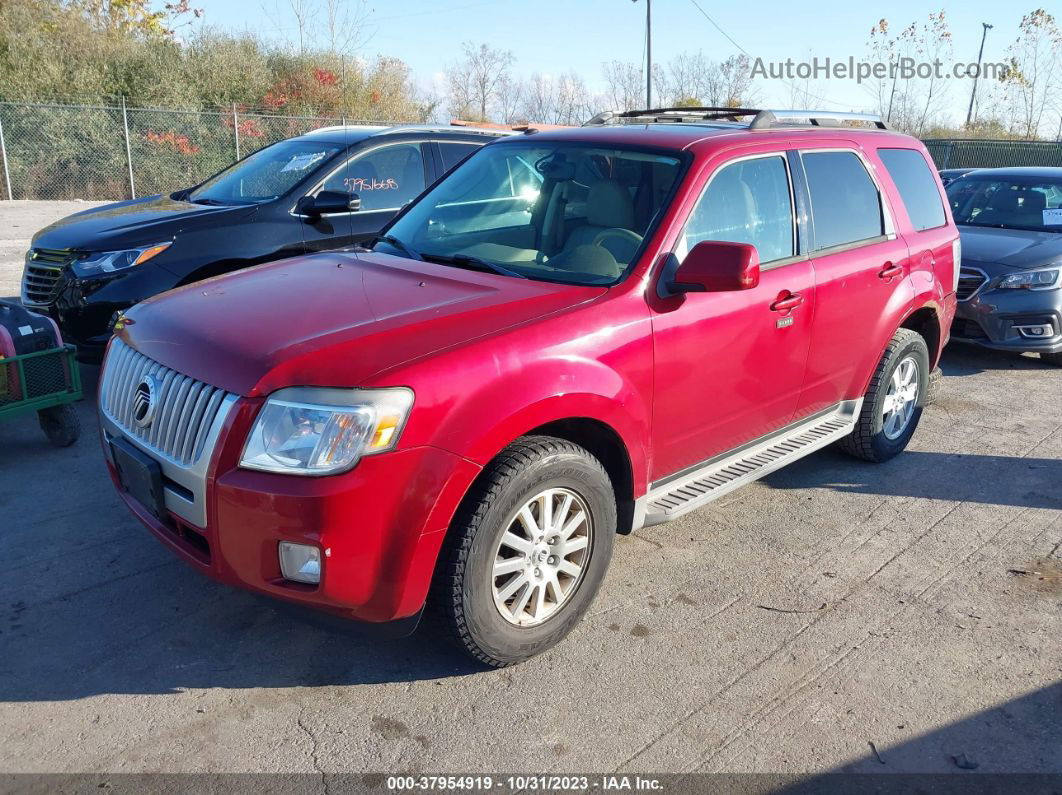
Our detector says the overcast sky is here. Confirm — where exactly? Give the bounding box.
[201,0,1036,122]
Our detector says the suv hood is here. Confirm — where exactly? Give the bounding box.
[119,251,606,396]
[958,225,1062,274]
[31,195,256,252]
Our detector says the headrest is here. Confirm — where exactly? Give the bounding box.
[1020,191,1046,212]
[587,180,634,229]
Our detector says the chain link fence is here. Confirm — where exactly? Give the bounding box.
[923,138,1062,170]
[0,101,393,201]
[3,101,1062,200]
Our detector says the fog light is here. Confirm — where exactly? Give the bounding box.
[1015,323,1054,339]
[279,542,321,584]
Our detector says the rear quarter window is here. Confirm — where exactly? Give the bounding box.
[879,148,947,231]
[801,151,884,250]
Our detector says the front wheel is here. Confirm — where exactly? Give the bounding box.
[432,436,616,667]
[837,328,929,463]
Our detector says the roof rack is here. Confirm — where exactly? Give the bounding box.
[583,107,891,131]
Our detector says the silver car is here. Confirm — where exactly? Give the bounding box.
[946,166,1062,366]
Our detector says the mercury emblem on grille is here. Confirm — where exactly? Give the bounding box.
[133,374,160,428]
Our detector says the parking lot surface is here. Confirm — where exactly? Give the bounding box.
[1,202,1059,776]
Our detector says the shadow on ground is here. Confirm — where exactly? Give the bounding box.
[780,683,1062,781]
[762,448,1062,511]
[941,343,1057,377]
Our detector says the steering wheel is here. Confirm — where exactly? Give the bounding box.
[591,228,643,251]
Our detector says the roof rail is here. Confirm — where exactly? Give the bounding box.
[749,110,890,130]
[584,107,759,126]
[583,107,891,131]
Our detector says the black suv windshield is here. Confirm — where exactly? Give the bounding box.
[947,175,1062,232]
[379,142,684,285]
[189,139,344,205]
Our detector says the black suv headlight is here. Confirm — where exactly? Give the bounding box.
[71,242,172,277]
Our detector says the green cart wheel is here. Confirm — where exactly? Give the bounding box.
[38,404,81,447]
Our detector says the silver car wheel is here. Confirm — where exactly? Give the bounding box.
[881,355,919,440]
[490,487,593,627]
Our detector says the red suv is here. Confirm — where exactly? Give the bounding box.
[98,108,958,666]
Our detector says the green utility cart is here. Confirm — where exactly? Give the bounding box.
[0,344,82,446]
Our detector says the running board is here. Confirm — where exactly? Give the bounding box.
[643,400,862,527]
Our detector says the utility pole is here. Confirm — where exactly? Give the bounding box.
[965,22,993,128]
[633,0,651,107]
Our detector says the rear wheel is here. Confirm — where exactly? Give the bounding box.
[432,436,616,667]
[837,329,929,463]
[38,404,80,447]
[1040,351,1062,367]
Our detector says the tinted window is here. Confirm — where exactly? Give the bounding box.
[682,155,794,263]
[321,143,425,211]
[879,148,946,230]
[439,142,480,171]
[802,151,884,250]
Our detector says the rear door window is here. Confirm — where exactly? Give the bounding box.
[801,151,884,250]
[438,142,480,172]
[879,148,946,231]
[681,154,795,264]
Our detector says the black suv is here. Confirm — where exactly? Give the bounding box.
[22,125,508,360]
[946,167,1062,365]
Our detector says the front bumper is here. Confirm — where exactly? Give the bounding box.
[42,266,177,360]
[952,283,1062,355]
[102,396,481,625]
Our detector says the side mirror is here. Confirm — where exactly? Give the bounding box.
[299,190,360,216]
[666,241,760,294]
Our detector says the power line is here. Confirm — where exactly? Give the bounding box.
[685,0,844,108]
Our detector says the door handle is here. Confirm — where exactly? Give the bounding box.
[770,292,804,312]
[879,262,904,280]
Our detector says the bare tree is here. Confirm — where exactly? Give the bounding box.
[446,41,515,121]
[522,73,557,123]
[865,11,954,136]
[555,71,593,124]
[602,60,643,110]
[1000,8,1062,139]
[496,73,525,124]
[323,0,371,57]
[288,0,316,53]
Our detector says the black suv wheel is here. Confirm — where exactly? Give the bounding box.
[432,436,616,667]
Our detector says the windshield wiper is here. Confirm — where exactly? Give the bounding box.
[371,234,423,260]
[190,197,231,206]
[422,252,528,279]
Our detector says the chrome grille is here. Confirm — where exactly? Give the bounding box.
[957,267,988,302]
[101,339,235,466]
[21,249,73,306]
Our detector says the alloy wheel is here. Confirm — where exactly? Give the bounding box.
[490,487,593,627]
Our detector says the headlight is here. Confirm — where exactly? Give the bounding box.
[996,268,1060,291]
[240,387,414,475]
[71,242,172,277]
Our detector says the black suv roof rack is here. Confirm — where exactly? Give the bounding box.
[583,107,891,131]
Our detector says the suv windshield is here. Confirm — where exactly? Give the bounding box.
[189,139,344,205]
[379,141,684,285]
[947,175,1062,232]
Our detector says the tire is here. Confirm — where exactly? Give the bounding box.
[836,328,929,463]
[38,404,81,447]
[925,365,943,405]
[1041,351,1062,367]
[431,435,617,667]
